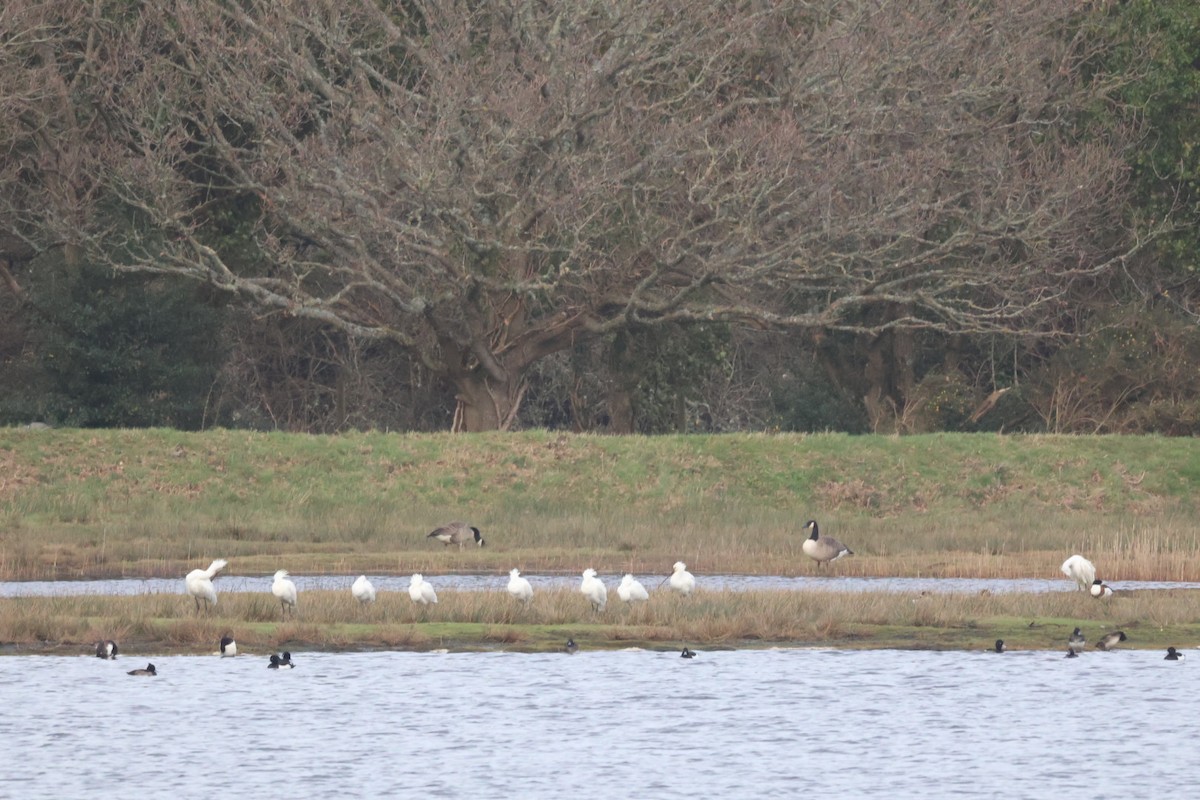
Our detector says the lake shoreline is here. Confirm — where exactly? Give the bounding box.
[4,613,1196,657]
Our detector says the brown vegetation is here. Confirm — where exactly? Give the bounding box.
[3,586,1199,656]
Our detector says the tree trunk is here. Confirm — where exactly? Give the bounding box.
[603,330,640,434]
[606,387,636,434]
[452,372,527,432]
[862,334,892,432]
[892,326,916,403]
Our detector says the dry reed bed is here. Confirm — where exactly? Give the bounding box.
[3,587,1198,654]
[5,534,1200,584]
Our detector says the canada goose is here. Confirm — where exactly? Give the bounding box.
[668,562,696,596]
[507,569,533,604]
[127,663,156,676]
[351,575,376,605]
[800,520,853,567]
[994,639,1006,653]
[426,521,485,548]
[618,574,650,603]
[408,573,438,605]
[1165,647,1185,661]
[268,653,294,669]
[580,568,607,612]
[1096,631,1127,651]
[219,635,237,657]
[565,638,579,654]
[681,647,697,659]
[1060,555,1096,592]
[95,640,118,660]
[1090,579,1113,599]
[272,570,298,619]
[185,559,228,612]
[1067,627,1086,655]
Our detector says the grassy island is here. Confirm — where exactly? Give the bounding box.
[2,429,1199,654]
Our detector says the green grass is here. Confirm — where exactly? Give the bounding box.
[3,429,1200,581]
[6,428,1200,654]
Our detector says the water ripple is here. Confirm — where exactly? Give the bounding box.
[2,648,1198,798]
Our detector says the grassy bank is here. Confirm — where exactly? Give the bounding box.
[4,586,1198,656]
[5,427,1200,653]
[2,428,1200,582]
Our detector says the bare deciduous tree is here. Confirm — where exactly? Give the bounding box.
[25,0,1159,429]
[0,1,99,290]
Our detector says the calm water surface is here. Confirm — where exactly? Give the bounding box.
[1,648,1195,798]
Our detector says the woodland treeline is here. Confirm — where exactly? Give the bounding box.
[2,0,1199,434]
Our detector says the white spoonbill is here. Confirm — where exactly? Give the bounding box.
[617,574,649,603]
[185,559,227,613]
[668,562,696,596]
[408,573,438,605]
[272,570,298,619]
[1061,555,1096,591]
[580,568,607,612]
[352,575,377,605]
[507,569,534,604]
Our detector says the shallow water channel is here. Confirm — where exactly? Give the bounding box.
[4,573,1200,597]
[1,647,1196,798]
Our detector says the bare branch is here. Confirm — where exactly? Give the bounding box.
[10,0,1159,428]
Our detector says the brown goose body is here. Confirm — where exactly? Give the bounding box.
[800,520,853,567]
[426,521,486,548]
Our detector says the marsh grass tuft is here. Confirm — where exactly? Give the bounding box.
[5,586,1198,655]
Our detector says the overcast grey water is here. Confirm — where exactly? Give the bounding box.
[1,647,1196,799]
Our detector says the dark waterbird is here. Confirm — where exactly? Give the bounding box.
[268,652,295,669]
[219,635,237,657]
[426,521,485,548]
[799,520,853,568]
